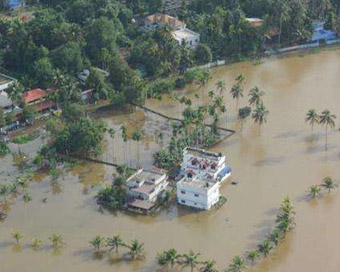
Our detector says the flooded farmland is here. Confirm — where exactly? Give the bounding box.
[1,48,340,272]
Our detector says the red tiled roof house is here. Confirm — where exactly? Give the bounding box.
[22,88,55,113]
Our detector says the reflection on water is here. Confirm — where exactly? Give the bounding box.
[1,49,340,272]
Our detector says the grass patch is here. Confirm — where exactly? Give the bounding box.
[12,134,36,144]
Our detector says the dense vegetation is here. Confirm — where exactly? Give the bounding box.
[0,0,339,109]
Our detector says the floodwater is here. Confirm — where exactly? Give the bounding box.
[1,48,340,272]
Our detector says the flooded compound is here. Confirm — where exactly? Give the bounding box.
[1,48,340,272]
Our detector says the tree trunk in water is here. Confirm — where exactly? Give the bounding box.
[325,125,328,151]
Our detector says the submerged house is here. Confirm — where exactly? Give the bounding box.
[177,147,231,210]
[311,22,337,42]
[126,169,169,213]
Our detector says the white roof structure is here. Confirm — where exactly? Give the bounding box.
[0,91,13,108]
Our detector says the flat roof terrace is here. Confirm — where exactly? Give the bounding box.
[184,147,222,161]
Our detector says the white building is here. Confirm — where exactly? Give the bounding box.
[172,28,200,47]
[177,147,231,210]
[126,169,169,212]
[177,176,220,210]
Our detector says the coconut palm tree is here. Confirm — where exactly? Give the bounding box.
[252,104,269,131]
[106,235,124,253]
[182,250,200,272]
[12,232,23,244]
[49,234,65,249]
[132,130,143,168]
[8,81,25,105]
[200,260,218,272]
[216,79,226,96]
[305,109,319,134]
[248,87,265,106]
[257,240,272,258]
[308,185,321,199]
[227,255,247,272]
[321,176,338,193]
[238,106,251,130]
[230,84,243,109]
[319,109,336,150]
[246,250,260,266]
[129,239,145,260]
[90,236,106,253]
[120,124,128,164]
[166,248,181,268]
[0,184,10,203]
[269,228,283,247]
[32,238,42,249]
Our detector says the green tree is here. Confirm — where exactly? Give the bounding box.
[128,239,145,260]
[248,86,265,106]
[12,232,23,244]
[194,44,212,64]
[182,250,200,272]
[106,235,124,253]
[308,185,321,198]
[252,104,269,129]
[246,250,259,266]
[305,109,319,134]
[227,256,247,272]
[8,81,24,105]
[49,234,65,249]
[51,42,83,74]
[90,236,106,253]
[32,238,42,249]
[132,129,143,168]
[321,176,338,193]
[0,108,5,127]
[32,57,55,89]
[257,240,272,258]
[200,260,218,272]
[319,109,336,150]
[216,79,226,96]
[23,105,36,121]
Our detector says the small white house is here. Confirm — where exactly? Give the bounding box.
[177,176,220,210]
[126,169,168,212]
[172,28,200,47]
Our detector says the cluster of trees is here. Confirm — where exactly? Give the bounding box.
[0,141,10,156]
[95,165,133,211]
[89,235,145,260]
[155,198,294,271]
[308,176,338,198]
[305,109,336,150]
[11,231,65,250]
[153,89,225,169]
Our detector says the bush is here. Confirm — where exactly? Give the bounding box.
[12,135,35,144]
[0,142,10,157]
[175,77,186,89]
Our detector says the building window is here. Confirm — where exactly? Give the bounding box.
[181,190,186,194]
[181,200,186,204]
[194,193,199,197]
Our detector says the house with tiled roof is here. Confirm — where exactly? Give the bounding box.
[22,88,55,113]
[144,13,186,31]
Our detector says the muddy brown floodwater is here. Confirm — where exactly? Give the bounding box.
[1,48,340,272]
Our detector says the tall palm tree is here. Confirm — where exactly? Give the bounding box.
[248,87,265,106]
[252,104,269,131]
[132,130,143,168]
[321,176,338,193]
[106,235,124,253]
[12,232,23,244]
[227,256,247,272]
[319,109,336,150]
[31,238,42,249]
[120,125,128,164]
[257,240,272,258]
[90,236,106,253]
[216,79,226,96]
[308,185,321,199]
[305,109,319,134]
[230,83,243,109]
[129,239,145,260]
[200,260,218,272]
[246,250,259,266]
[182,250,200,272]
